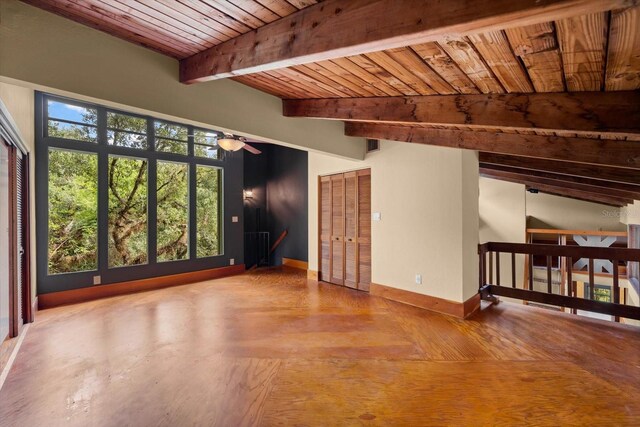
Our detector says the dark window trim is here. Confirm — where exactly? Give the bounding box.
[36,92,232,294]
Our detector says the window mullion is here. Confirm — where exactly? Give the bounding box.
[189,161,197,260]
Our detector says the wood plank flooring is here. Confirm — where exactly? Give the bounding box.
[1,267,639,426]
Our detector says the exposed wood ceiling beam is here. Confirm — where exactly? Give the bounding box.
[479,153,640,186]
[179,0,630,83]
[284,91,640,137]
[480,171,633,206]
[479,164,640,201]
[523,185,631,207]
[344,122,640,169]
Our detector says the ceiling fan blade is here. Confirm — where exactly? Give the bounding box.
[242,143,262,155]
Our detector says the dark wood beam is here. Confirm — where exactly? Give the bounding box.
[284,92,640,137]
[344,122,640,169]
[524,185,630,207]
[479,164,640,201]
[180,0,629,83]
[479,153,640,186]
[482,172,632,206]
[480,174,633,207]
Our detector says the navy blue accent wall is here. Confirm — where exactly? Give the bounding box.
[243,143,308,266]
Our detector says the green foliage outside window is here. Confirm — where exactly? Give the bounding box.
[197,166,220,258]
[48,149,98,274]
[108,156,148,267]
[45,98,223,275]
[157,162,189,262]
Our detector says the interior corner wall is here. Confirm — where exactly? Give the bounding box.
[461,151,480,301]
[0,82,36,302]
[308,140,479,304]
[525,192,627,231]
[0,0,364,160]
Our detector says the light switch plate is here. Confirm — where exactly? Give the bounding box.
[230,258,235,265]
[232,216,239,223]
[372,212,381,221]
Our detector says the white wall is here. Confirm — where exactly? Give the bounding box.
[0,82,36,300]
[526,192,626,231]
[622,201,640,225]
[309,141,480,303]
[0,0,364,160]
[479,178,526,286]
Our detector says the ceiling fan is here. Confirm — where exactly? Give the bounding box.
[188,131,262,155]
[219,134,262,155]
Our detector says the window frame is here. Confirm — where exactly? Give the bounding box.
[36,92,227,293]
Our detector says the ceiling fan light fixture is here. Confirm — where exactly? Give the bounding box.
[218,137,245,152]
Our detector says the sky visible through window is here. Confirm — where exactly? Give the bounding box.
[48,100,95,124]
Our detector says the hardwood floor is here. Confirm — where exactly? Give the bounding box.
[1,267,639,426]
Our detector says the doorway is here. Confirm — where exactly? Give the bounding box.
[318,169,371,291]
[0,136,31,346]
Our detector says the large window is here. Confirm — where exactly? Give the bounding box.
[37,94,225,288]
[108,156,148,267]
[47,149,98,274]
[157,161,189,262]
[196,165,221,258]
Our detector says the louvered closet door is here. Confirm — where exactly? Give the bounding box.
[343,172,358,289]
[357,170,372,291]
[330,174,344,285]
[319,176,332,282]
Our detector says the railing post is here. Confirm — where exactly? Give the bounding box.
[511,252,516,288]
[613,260,620,322]
[588,258,595,300]
[496,251,500,287]
[478,244,487,289]
[489,251,493,285]
[546,255,553,294]
[528,253,534,291]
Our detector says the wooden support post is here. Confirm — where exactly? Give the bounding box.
[588,258,595,300]
[511,252,516,288]
[546,255,553,294]
[613,260,620,322]
[496,251,501,287]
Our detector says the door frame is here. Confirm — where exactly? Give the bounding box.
[0,106,33,339]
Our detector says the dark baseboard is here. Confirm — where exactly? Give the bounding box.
[38,265,245,309]
[370,283,481,319]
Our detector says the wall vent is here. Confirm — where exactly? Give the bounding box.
[366,139,380,153]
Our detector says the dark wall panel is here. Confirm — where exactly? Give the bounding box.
[243,143,308,267]
[266,144,308,265]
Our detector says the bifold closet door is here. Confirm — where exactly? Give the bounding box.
[344,172,357,289]
[319,176,331,282]
[357,170,371,291]
[330,174,344,285]
[318,169,371,291]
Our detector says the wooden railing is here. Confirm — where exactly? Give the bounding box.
[478,242,640,321]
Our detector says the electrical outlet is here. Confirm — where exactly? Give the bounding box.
[93,275,101,285]
[372,212,381,221]
[230,258,235,265]
[415,274,422,285]
[232,216,239,223]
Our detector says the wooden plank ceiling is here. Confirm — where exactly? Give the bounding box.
[22,0,640,206]
[232,8,640,97]
[20,0,322,58]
